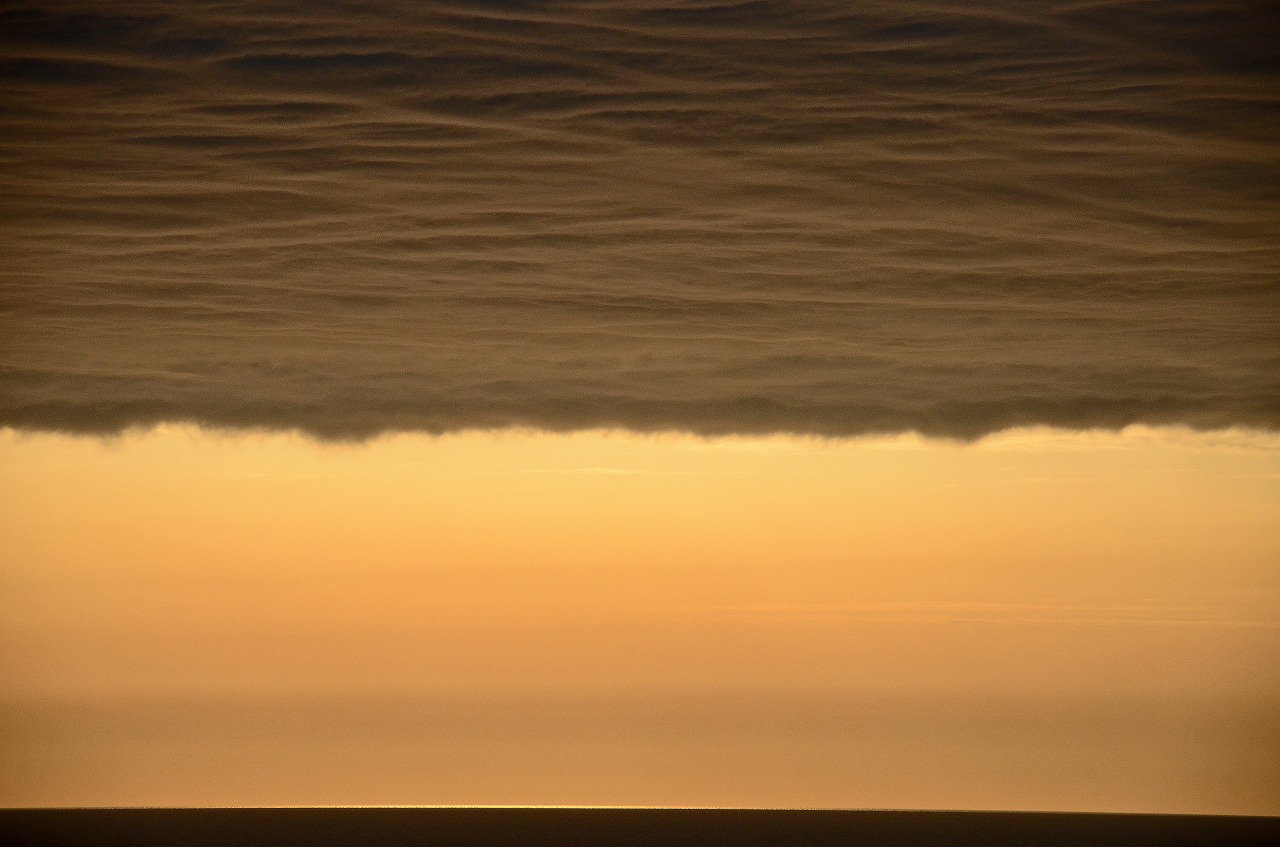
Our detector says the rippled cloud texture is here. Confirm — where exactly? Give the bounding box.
[2,1,1277,438]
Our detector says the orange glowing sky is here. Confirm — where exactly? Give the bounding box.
[2,425,1276,811]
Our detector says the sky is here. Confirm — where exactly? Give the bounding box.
[1,0,1278,813]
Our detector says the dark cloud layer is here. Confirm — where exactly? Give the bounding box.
[2,1,1277,439]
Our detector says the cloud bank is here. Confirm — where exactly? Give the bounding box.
[2,1,1277,439]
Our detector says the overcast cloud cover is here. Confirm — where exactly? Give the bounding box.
[2,0,1277,439]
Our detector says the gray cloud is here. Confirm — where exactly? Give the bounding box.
[2,0,1277,439]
